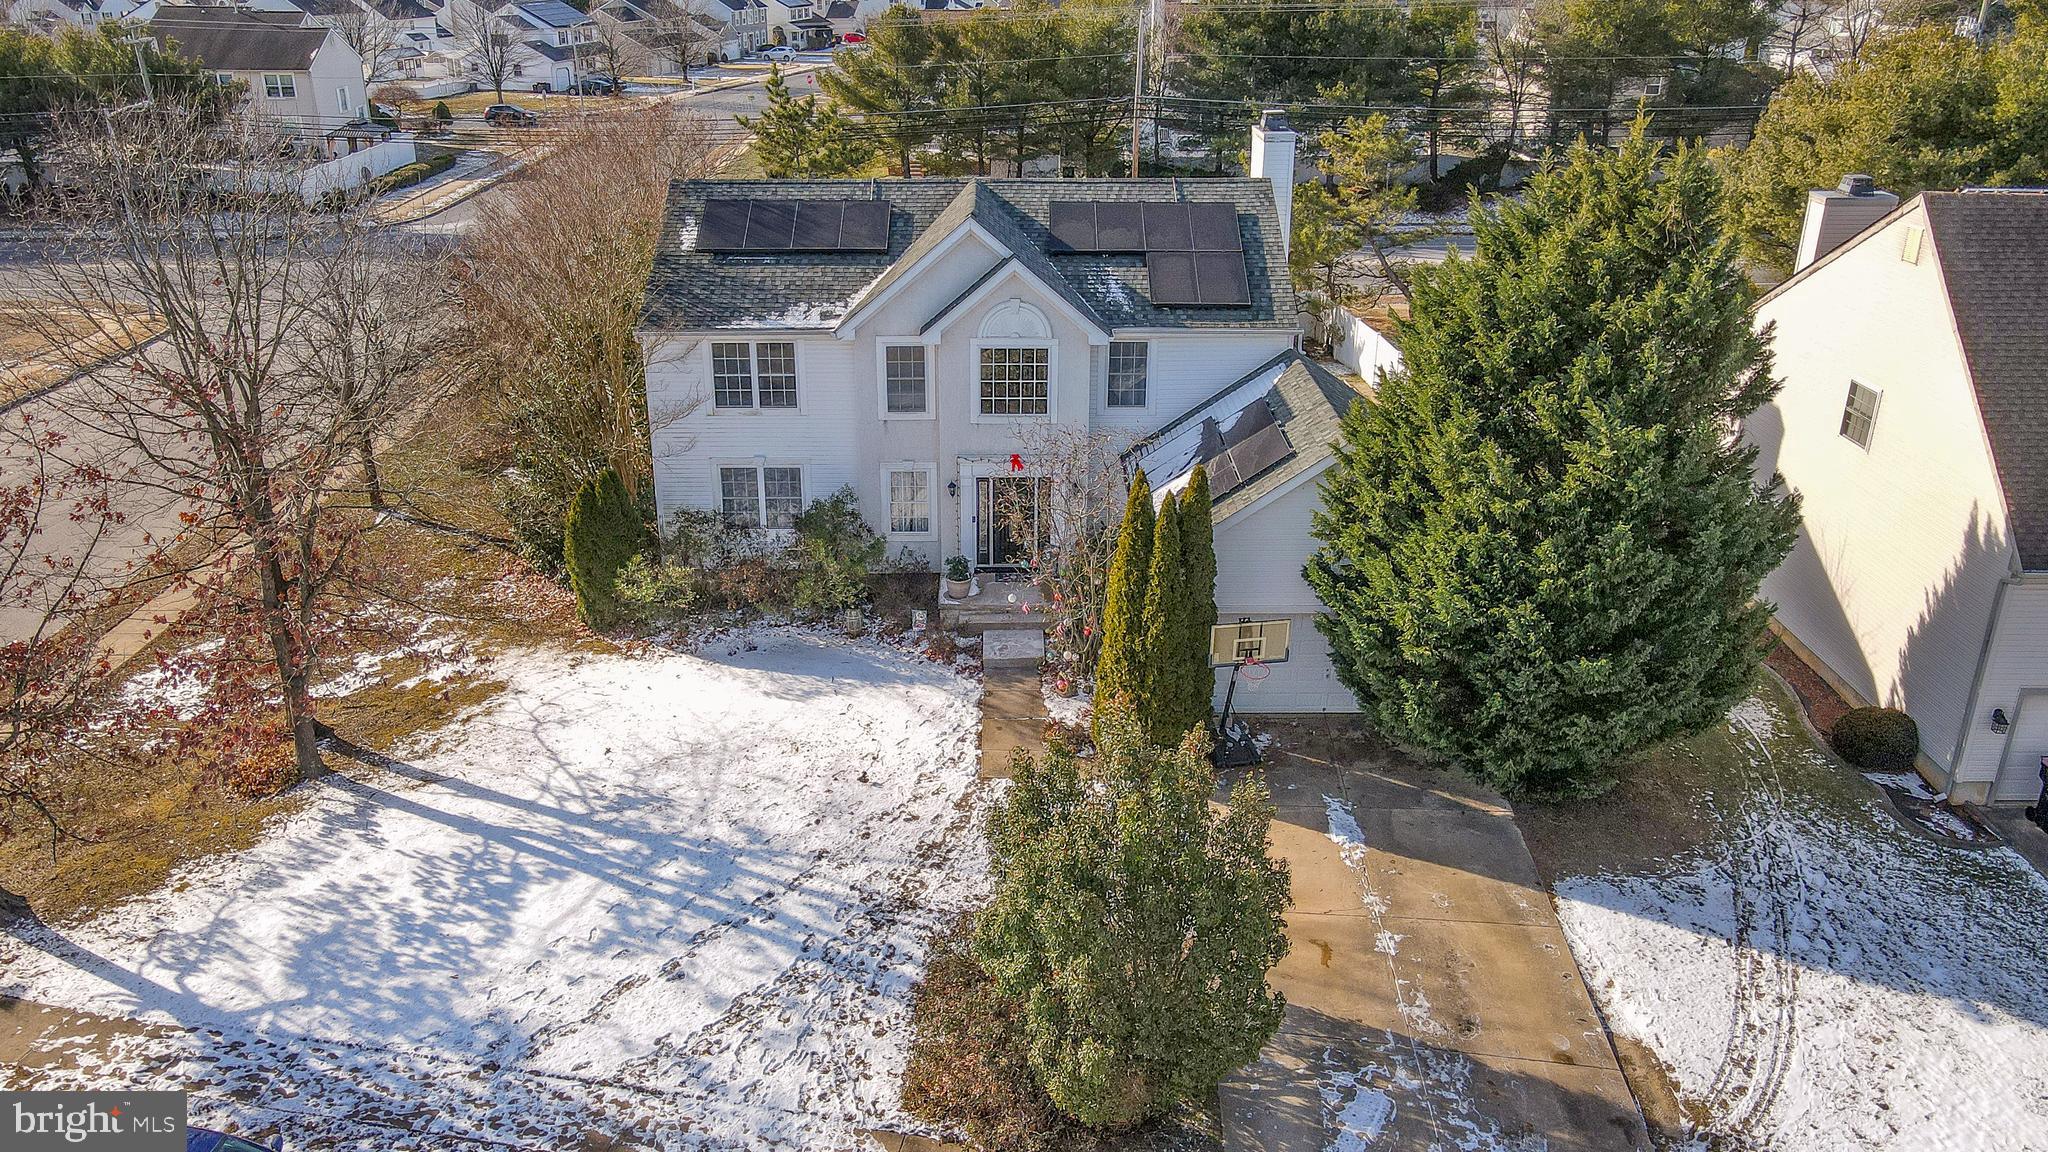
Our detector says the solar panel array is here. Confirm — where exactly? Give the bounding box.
[1193,398,1291,494]
[1046,200,1252,307]
[696,199,892,253]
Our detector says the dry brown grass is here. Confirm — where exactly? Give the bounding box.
[0,302,162,401]
[0,395,592,924]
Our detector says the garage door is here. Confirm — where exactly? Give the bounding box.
[1995,692,2048,802]
[1209,614,1358,714]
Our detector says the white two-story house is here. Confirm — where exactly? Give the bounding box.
[150,5,375,157]
[1747,185,2048,804]
[640,114,1364,713]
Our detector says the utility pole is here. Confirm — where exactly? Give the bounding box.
[1975,0,1994,46]
[122,34,155,103]
[1129,0,1147,177]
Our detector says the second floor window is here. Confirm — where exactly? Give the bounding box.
[979,346,1050,417]
[712,341,799,409]
[885,345,927,414]
[1839,381,1880,449]
[1107,340,1148,408]
[263,74,296,99]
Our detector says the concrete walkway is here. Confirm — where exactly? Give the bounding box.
[1218,724,1648,1151]
[977,665,1044,781]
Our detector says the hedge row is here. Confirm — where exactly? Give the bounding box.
[368,152,458,196]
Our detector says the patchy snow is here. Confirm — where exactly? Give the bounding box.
[1556,693,2048,1152]
[1862,769,1941,801]
[1320,1061,1394,1151]
[1040,677,1089,731]
[722,298,855,330]
[2,631,988,1150]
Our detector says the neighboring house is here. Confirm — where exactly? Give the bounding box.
[699,0,765,55]
[5,0,108,32]
[1746,184,2048,804]
[594,0,723,73]
[483,0,595,90]
[149,5,375,157]
[765,0,828,45]
[639,112,1362,713]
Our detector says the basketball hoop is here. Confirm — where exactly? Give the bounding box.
[1238,656,1271,682]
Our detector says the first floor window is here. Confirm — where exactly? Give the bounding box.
[263,74,296,99]
[885,345,927,414]
[719,465,804,528]
[979,346,1050,416]
[763,466,803,527]
[719,466,761,528]
[1839,381,1880,448]
[1107,340,1148,408]
[888,469,931,534]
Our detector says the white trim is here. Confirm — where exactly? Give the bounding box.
[712,458,806,530]
[1214,454,1337,528]
[881,462,939,539]
[924,258,1111,345]
[969,337,1058,425]
[1105,338,1151,413]
[958,456,1052,571]
[874,340,936,421]
[705,337,807,414]
[836,218,990,338]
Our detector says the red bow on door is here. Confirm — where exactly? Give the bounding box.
[1009,454,1024,472]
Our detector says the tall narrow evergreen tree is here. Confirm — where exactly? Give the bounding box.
[1141,494,1195,743]
[1177,466,1220,732]
[1094,468,1154,738]
[1307,125,1800,799]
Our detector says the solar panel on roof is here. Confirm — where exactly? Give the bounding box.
[1142,203,1191,251]
[1147,251,1199,305]
[1195,251,1252,305]
[697,198,751,250]
[1095,203,1145,250]
[1188,203,1242,251]
[791,201,843,249]
[1049,201,1095,252]
[695,198,890,252]
[1222,394,1275,445]
[1223,421,1291,484]
[741,200,796,249]
[839,200,891,250]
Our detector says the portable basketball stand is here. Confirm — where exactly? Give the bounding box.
[1209,619,1290,770]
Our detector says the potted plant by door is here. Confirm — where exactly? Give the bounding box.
[943,555,972,600]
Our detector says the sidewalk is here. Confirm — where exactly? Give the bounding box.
[1218,723,1648,1151]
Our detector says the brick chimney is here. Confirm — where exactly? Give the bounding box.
[1794,175,1900,271]
[1250,109,1297,260]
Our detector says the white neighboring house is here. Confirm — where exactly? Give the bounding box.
[696,0,765,56]
[149,5,378,158]
[638,112,1364,714]
[1746,183,2048,804]
[765,0,827,45]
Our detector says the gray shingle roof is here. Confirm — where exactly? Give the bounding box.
[644,177,1298,333]
[150,6,333,72]
[1133,350,1360,522]
[511,0,590,27]
[1923,190,2048,570]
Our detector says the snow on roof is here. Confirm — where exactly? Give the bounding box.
[1136,355,1289,502]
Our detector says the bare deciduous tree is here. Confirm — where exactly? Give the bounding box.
[327,7,406,85]
[21,99,445,784]
[451,106,719,561]
[448,0,519,103]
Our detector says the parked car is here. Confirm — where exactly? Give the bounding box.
[840,32,866,43]
[187,1127,278,1152]
[576,75,620,96]
[763,44,796,61]
[483,103,540,127]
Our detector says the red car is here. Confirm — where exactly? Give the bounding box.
[840,32,866,43]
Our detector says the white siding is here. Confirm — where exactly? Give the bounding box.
[1208,469,1357,714]
[1090,331,1298,435]
[1749,201,2021,779]
[1954,578,2048,796]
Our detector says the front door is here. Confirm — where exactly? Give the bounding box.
[1995,692,2048,801]
[976,475,1049,570]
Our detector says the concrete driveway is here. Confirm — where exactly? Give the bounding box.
[1218,720,1648,1152]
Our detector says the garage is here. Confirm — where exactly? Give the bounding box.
[1208,614,1354,714]
[1994,691,2048,801]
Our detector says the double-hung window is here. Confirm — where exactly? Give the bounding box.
[979,346,1050,417]
[884,345,928,415]
[263,74,296,99]
[719,465,803,529]
[887,468,932,535]
[1107,340,1149,408]
[712,341,799,410]
[1839,381,1880,449]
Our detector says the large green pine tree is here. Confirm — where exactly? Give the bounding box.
[975,704,1290,1131]
[563,468,646,628]
[1307,125,1799,799]
[736,65,875,178]
[1093,468,1153,738]
[1141,493,1194,743]
[1177,467,1220,733]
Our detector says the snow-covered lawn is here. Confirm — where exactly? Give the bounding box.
[1555,691,2048,1152]
[1,630,986,1150]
